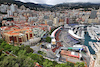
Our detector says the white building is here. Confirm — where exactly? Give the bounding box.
[28,17,37,22]
[7,10,12,16]
[0,4,8,12]
[53,17,58,27]
[10,4,15,13]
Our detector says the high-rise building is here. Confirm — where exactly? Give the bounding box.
[7,10,12,16]
[65,17,69,24]
[10,4,15,13]
[45,20,47,25]
[53,17,58,27]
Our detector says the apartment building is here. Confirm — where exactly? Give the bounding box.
[1,27,34,45]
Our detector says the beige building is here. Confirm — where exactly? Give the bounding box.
[20,5,26,10]
[13,17,19,22]
[94,50,100,67]
[2,28,34,45]
[88,18,99,23]
[89,55,95,67]
[53,17,58,27]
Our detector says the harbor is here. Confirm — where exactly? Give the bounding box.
[84,32,97,54]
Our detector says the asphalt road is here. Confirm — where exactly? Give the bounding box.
[59,29,72,47]
[30,45,41,53]
[30,44,57,59]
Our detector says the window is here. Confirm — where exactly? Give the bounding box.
[19,38,22,42]
[30,34,32,37]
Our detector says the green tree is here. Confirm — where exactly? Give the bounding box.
[25,46,33,53]
[20,45,25,50]
[66,62,74,67]
[75,62,85,67]
[0,39,76,67]
[0,39,4,44]
[45,37,51,43]
[43,59,54,67]
[18,50,26,56]
[0,56,17,67]
[55,62,74,67]
[4,44,11,51]
[38,51,46,56]
[55,64,66,67]
[28,53,44,65]
[0,54,35,67]
[1,41,6,48]
[0,47,3,55]
[49,29,55,35]
[22,57,35,67]
[0,54,6,61]
[11,46,20,55]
